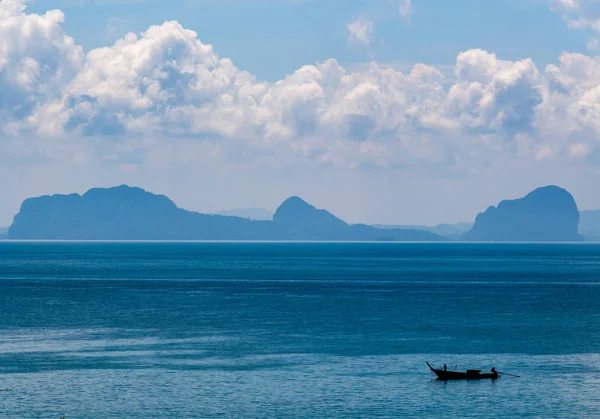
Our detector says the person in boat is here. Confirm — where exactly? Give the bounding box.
[443,364,447,371]
[491,367,498,378]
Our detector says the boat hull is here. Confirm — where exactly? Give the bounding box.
[427,363,498,381]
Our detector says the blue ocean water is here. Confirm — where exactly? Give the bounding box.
[1,242,600,418]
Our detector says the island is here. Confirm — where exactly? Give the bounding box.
[8,185,444,242]
[462,185,582,242]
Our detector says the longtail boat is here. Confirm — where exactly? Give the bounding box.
[427,362,499,380]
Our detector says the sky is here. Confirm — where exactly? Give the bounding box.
[1,0,600,226]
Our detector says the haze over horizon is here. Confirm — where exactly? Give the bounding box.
[2,0,600,226]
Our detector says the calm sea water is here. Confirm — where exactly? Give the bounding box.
[1,242,600,418]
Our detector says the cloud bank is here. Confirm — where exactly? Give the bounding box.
[2,0,599,171]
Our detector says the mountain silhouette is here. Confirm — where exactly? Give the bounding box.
[273,196,349,240]
[8,185,444,241]
[462,185,582,242]
[9,186,282,240]
[272,196,443,241]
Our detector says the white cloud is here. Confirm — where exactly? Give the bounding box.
[569,142,590,158]
[550,0,600,48]
[0,0,82,124]
[38,20,264,139]
[551,0,579,10]
[346,16,374,48]
[398,0,413,25]
[447,49,544,135]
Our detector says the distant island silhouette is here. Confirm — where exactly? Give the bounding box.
[579,210,600,242]
[214,208,273,221]
[5,184,591,242]
[462,185,582,242]
[8,186,443,241]
[373,223,472,241]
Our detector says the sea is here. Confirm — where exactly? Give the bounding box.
[1,242,600,418]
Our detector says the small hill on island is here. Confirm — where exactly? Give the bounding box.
[273,196,349,240]
[462,185,582,242]
[272,196,442,241]
[8,185,444,242]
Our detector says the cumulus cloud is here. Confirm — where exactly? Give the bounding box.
[0,0,82,124]
[33,21,266,139]
[542,52,600,147]
[447,50,544,135]
[2,0,600,172]
[346,16,374,48]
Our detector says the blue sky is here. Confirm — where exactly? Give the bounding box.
[1,0,600,226]
[28,0,588,81]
